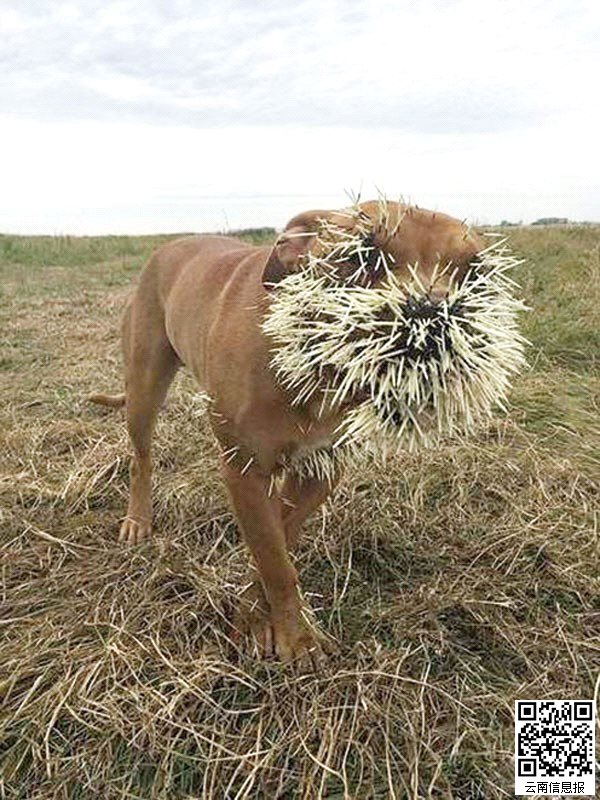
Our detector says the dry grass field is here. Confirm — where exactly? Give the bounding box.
[1,225,598,799]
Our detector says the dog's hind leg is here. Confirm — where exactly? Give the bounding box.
[118,300,180,545]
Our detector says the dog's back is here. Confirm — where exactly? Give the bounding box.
[145,234,258,306]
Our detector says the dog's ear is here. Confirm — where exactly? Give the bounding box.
[262,226,315,286]
[262,210,332,288]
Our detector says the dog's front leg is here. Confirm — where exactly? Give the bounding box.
[280,472,340,549]
[222,461,325,663]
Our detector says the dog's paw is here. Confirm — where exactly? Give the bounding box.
[118,516,151,545]
[271,615,335,670]
[232,582,336,669]
[248,608,335,669]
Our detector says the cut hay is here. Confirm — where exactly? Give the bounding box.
[2,430,598,799]
[1,227,599,799]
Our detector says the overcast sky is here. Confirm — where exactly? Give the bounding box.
[1,0,599,234]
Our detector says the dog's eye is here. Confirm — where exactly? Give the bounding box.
[460,255,482,280]
[451,255,481,288]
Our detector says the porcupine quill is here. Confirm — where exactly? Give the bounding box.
[262,200,528,480]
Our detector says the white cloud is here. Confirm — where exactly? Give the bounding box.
[1,0,598,231]
[0,8,28,32]
[1,114,597,234]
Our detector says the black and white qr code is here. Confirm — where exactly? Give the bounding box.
[515,700,596,796]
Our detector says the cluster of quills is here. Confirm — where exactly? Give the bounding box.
[258,201,528,482]
[193,392,343,487]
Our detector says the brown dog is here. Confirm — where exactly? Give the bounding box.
[90,201,482,663]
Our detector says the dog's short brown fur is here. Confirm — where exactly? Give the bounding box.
[90,201,482,663]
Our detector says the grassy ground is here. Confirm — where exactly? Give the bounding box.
[0,225,598,799]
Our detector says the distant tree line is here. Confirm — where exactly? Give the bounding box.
[500,217,578,227]
[530,217,569,226]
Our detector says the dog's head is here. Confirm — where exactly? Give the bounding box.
[262,200,484,298]
[262,198,526,452]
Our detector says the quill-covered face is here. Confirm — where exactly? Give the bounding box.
[262,200,527,455]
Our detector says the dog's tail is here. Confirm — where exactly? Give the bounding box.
[87,392,126,409]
